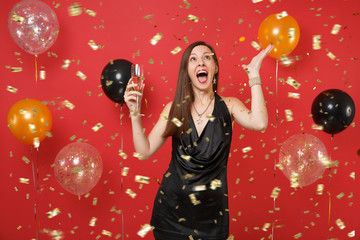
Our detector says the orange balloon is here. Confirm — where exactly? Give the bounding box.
[258,12,300,59]
[7,99,53,146]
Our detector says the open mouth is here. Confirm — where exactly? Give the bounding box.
[196,70,208,83]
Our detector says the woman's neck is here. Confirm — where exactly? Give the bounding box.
[193,89,214,106]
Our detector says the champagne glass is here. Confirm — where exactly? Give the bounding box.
[130,64,144,112]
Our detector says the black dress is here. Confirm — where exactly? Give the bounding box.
[151,93,232,240]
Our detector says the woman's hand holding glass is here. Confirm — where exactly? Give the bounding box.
[124,65,145,117]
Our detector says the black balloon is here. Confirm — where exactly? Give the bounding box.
[101,59,133,105]
[311,89,355,135]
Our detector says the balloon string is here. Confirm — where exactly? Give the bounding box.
[327,136,333,233]
[35,55,38,85]
[120,105,124,194]
[31,147,40,240]
[272,59,279,240]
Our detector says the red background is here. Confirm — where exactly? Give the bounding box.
[0,0,359,239]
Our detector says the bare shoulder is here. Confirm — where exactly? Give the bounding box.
[159,101,173,119]
[219,96,244,111]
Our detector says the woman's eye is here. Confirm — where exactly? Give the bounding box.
[190,57,196,62]
[204,55,210,60]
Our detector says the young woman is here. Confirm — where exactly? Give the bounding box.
[124,41,274,240]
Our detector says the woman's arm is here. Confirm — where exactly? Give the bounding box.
[226,44,274,131]
[124,81,171,160]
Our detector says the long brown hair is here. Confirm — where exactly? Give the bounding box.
[162,41,220,138]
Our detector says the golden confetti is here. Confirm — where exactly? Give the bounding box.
[22,156,30,164]
[122,167,129,176]
[160,113,168,121]
[290,172,299,188]
[276,11,288,19]
[135,175,150,184]
[137,224,153,238]
[347,230,355,238]
[349,172,355,180]
[39,70,46,80]
[205,114,216,122]
[181,155,191,161]
[285,109,294,121]
[313,35,321,50]
[189,193,201,205]
[287,28,296,39]
[210,179,222,190]
[150,33,163,45]
[76,71,87,80]
[252,0,263,3]
[19,178,30,184]
[61,59,71,69]
[242,146,252,153]
[171,46,182,55]
[172,117,183,127]
[102,230,112,237]
[294,233,302,239]
[251,41,261,50]
[7,86,18,93]
[88,40,99,50]
[68,2,82,16]
[319,156,338,167]
[85,9,96,17]
[92,197,98,205]
[193,185,206,191]
[63,100,75,110]
[126,189,136,198]
[49,230,64,239]
[11,12,25,23]
[47,208,61,218]
[271,187,280,199]
[133,152,143,160]
[286,77,301,89]
[279,55,294,66]
[288,92,300,99]
[331,24,341,35]
[317,184,324,195]
[118,150,128,159]
[239,36,245,42]
[311,124,324,130]
[89,217,97,227]
[187,14,199,22]
[11,67,22,72]
[335,219,345,229]
[92,123,103,132]
[33,137,40,148]
[262,223,271,231]
[327,52,336,60]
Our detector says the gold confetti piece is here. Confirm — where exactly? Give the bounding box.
[11,67,22,72]
[335,219,345,229]
[313,35,321,50]
[33,137,40,148]
[39,70,46,80]
[189,193,201,205]
[262,223,271,231]
[290,172,299,188]
[331,24,341,35]
[133,152,143,160]
[349,172,355,180]
[336,192,345,199]
[285,109,294,122]
[22,156,30,164]
[279,55,294,66]
[85,9,96,17]
[92,123,103,132]
[49,230,64,239]
[327,52,336,60]
[137,224,153,238]
[239,36,245,42]
[88,40,99,50]
[252,0,263,3]
[89,217,97,227]
[118,150,128,159]
[276,11,288,19]
[165,172,171,178]
[319,156,338,167]
[92,197,98,205]
[347,230,355,238]
[19,178,30,184]
[76,71,87,80]
[63,100,75,110]
[311,124,324,130]
[287,28,296,39]
[251,41,261,50]
[193,185,206,191]
[68,2,82,16]
[11,12,25,23]
[294,233,302,239]
[61,59,71,69]
[7,86,18,93]
[286,77,301,89]
[135,175,150,184]
[160,113,168,121]
[150,33,163,45]
[47,208,61,218]
[316,184,324,195]
[102,230,112,237]
[172,117,183,127]
[271,187,280,199]
[171,46,182,55]
[181,155,191,161]
[210,179,222,190]
[178,218,186,222]
[288,92,300,99]
[187,14,199,22]
[242,146,252,153]
[126,189,136,198]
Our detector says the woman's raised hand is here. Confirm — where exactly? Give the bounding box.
[242,44,274,78]
[124,81,145,116]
